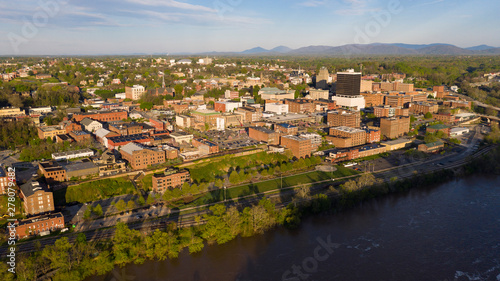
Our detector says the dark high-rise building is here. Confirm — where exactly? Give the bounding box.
[336,70,361,96]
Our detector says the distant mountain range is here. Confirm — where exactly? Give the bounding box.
[192,43,500,56]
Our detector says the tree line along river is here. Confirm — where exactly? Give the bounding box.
[87,175,500,281]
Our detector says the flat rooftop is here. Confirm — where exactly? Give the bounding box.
[52,149,93,158]
[381,138,414,146]
[17,212,64,226]
[251,126,275,134]
[108,134,150,143]
[39,126,63,132]
[192,110,220,116]
[263,113,309,123]
[277,123,297,129]
[330,126,364,134]
[62,161,97,172]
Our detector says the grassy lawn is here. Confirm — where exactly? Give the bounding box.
[0,195,24,228]
[176,166,360,207]
[140,174,153,191]
[64,176,135,204]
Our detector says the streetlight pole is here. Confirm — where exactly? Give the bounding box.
[223,186,227,202]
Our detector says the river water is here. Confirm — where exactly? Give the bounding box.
[89,175,500,281]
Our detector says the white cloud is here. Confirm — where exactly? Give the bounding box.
[411,0,445,8]
[124,0,216,12]
[132,9,271,26]
[299,0,328,7]
[334,0,378,15]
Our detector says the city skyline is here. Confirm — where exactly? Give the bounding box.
[1,0,499,55]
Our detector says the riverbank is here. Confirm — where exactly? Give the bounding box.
[3,146,499,281]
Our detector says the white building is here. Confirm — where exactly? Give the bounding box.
[115,93,126,99]
[52,149,94,161]
[125,85,145,100]
[81,118,103,133]
[170,132,193,144]
[198,57,213,65]
[265,103,289,115]
[216,101,242,112]
[450,127,470,137]
[176,115,194,128]
[28,107,53,115]
[299,133,322,147]
[178,59,192,65]
[308,89,330,100]
[216,117,225,131]
[331,95,365,110]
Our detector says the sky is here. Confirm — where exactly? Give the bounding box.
[1,0,499,55]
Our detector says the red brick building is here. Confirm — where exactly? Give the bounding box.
[418,141,445,153]
[380,117,410,139]
[192,138,219,154]
[152,169,190,193]
[109,123,143,136]
[39,161,66,183]
[285,99,314,113]
[361,93,386,107]
[73,111,128,122]
[167,102,189,114]
[120,142,166,170]
[275,123,298,135]
[19,181,55,216]
[60,121,82,134]
[280,135,312,159]
[434,113,456,124]
[426,124,450,136]
[69,130,91,143]
[328,144,386,163]
[327,110,361,127]
[443,100,472,109]
[149,118,167,131]
[365,129,381,143]
[373,106,409,118]
[329,126,366,148]
[14,212,64,239]
[409,102,439,115]
[249,127,279,145]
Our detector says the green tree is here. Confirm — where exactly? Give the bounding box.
[92,204,103,217]
[146,194,155,205]
[424,133,438,143]
[127,200,136,210]
[424,112,433,119]
[145,229,179,260]
[229,170,240,184]
[113,223,144,265]
[83,208,91,220]
[174,84,184,96]
[137,196,145,206]
[115,199,126,211]
[202,204,235,244]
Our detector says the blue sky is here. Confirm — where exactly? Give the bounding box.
[1,0,499,55]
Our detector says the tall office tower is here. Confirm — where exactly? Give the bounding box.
[336,69,361,96]
[316,67,329,90]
